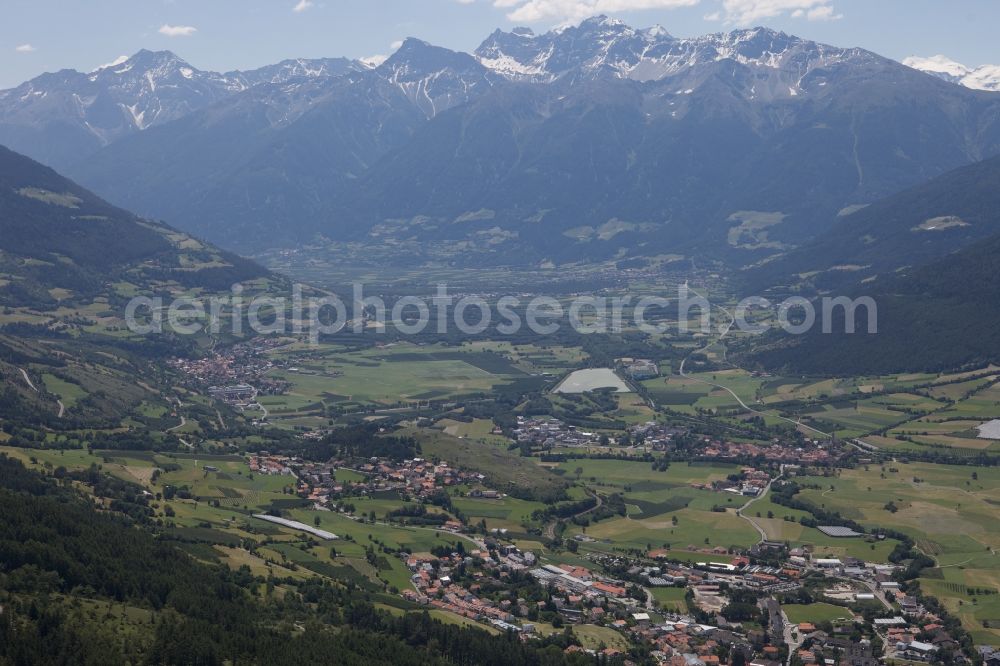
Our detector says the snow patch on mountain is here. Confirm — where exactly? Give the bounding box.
[964,65,1000,92]
[904,55,1000,92]
[476,53,548,78]
[903,55,969,79]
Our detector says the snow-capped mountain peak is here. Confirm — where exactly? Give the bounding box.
[475,15,667,81]
[0,16,979,181]
[475,19,868,90]
[230,57,363,88]
[904,55,1000,92]
[903,55,970,79]
[376,38,498,118]
[0,48,368,156]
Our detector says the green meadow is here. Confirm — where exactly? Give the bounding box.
[794,463,1000,641]
[551,459,760,552]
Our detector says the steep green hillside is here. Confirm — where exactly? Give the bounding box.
[0,145,272,429]
[0,454,591,665]
[0,144,264,307]
[745,232,1000,374]
[744,154,1000,295]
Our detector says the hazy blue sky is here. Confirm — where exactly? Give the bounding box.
[3,0,998,88]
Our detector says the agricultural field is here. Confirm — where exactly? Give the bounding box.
[257,341,539,427]
[760,377,856,405]
[614,393,658,425]
[746,369,1000,451]
[642,369,816,430]
[920,566,1000,644]
[572,624,629,651]
[743,495,900,562]
[938,382,1000,419]
[435,417,509,445]
[925,376,998,402]
[458,340,589,373]
[554,458,739,490]
[552,459,761,552]
[451,494,544,532]
[882,381,1000,453]
[403,426,570,502]
[793,463,1000,641]
[795,464,1000,556]
[797,401,904,439]
[640,375,716,413]
[686,369,767,410]
[40,372,87,409]
[1,446,106,472]
[573,514,756,554]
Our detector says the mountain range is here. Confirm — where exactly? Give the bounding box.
[3,17,1000,267]
[0,50,363,169]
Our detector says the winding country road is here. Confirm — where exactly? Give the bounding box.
[19,367,65,418]
[783,608,804,666]
[675,288,871,450]
[17,368,38,392]
[736,482,774,544]
[353,514,485,549]
[543,490,603,541]
[677,299,830,439]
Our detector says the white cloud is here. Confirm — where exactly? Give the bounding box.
[466,0,842,25]
[360,54,388,68]
[361,40,404,69]
[490,0,701,24]
[15,43,36,53]
[292,0,314,12]
[804,5,841,20]
[158,24,198,37]
[721,0,841,24]
[93,55,129,72]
